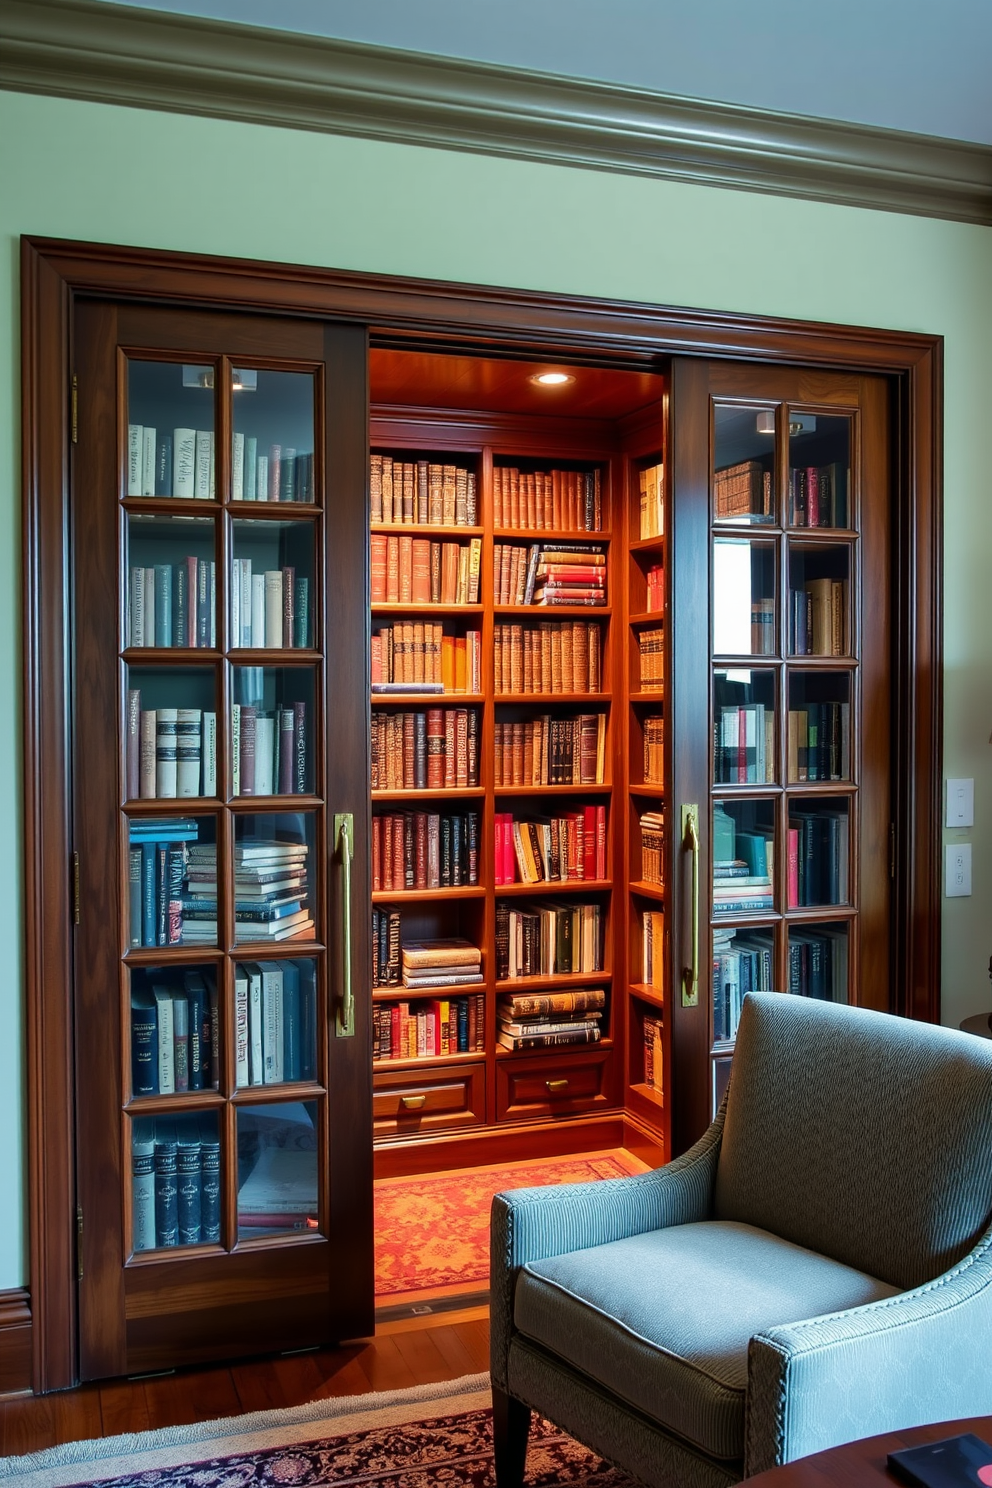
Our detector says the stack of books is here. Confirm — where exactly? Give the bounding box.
[182,839,312,943]
[532,546,607,607]
[496,988,605,1050]
[401,938,483,990]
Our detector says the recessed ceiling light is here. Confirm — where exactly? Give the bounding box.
[530,371,575,387]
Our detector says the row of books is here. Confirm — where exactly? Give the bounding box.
[750,597,775,654]
[494,900,604,981]
[714,703,776,785]
[714,818,774,914]
[643,714,664,785]
[128,817,198,948]
[639,811,665,887]
[638,625,664,690]
[494,807,607,886]
[789,579,849,656]
[370,534,482,605]
[789,462,848,529]
[712,930,773,1043]
[132,1117,221,1251]
[639,908,665,991]
[181,839,313,945]
[127,425,214,501]
[372,994,485,1060]
[131,967,218,1095]
[372,810,480,891]
[370,456,477,527]
[231,702,308,797]
[787,809,850,908]
[644,561,664,613]
[234,960,317,1086]
[494,543,607,608]
[493,465,602,533]
[232,435,315,503]
[493,620,602,696]
[497,987,605,1051]
[789,928,848,1001]
[371,624,481,693]
[641,1013,664,1096]
[230,562,310,649]
[372,908,402,987]
[370,707,480,791]
[787,702,851,782]
[714,459,772,523]
[638,462,664,540]
[492,713,606,787]
[128,559,215,648]
[127,698,216,800]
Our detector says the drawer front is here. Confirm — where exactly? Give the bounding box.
[373,1062,485,1137]
[497,1048,613,1121]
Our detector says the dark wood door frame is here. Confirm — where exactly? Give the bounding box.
[21,236,942,1391]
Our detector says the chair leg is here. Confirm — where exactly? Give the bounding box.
[492,1385,532,1488]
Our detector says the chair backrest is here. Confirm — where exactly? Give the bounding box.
[713,992,992,1290]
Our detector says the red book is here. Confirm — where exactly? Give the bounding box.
[444,710,456,788]
[788,826,800,908]
[392,815,405,892]
[370,534,388,604]
[414,812,428,888]
[371,815,382,892]
[382,815,394,891]
[426,709,445,789]
[503,813,516,885]
[268,444,282,502]
[411,539,431,604]
[583,804,597,880]
[239,705,257,796]
[806,466,820,526]
[595,804,607,881]
[494,813,505,885]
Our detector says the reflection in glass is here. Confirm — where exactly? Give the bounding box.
[127,361,215,500]
[713,404,775,525]
[712,928,774,1043]
[131,1110,220,1253]
[126,668,217,802]
[788,545,850,656]
[788,672,852,782]
[127,516,216,649]
[788,923,849,1002]
[787,799,850,908]
[233,813,316,943]
[237,1100,319,1238]
[713,799,774,917]
[788,413,850,529]
[713,540,775,655]
[235,959,318,1088]
[129,963,219,1098]
[127,814,214,948]
[231,520,315,649]
[713,670,775,784]
[233,370,315,504]
[231,668,315,798]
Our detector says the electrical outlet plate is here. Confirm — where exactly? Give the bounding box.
[945,842,972,897]
[945,778,975,828]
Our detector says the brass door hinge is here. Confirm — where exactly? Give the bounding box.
[72,852,80,924]
[76,1206,83,1279]
[71,375,78,445]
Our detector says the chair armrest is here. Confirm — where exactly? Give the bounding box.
[490,1109,724,1390]
[746,1226,992,1475]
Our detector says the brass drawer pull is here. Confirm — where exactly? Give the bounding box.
[546,1079,570,1094]
[400,1095,426,1110]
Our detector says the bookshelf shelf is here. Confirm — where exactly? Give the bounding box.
[496,879,612,896]
[494,692,612,705]
[628,612,666,628]
[628,535,664,555]
[372,887,485,904]
[371,523,484,538]
[494,784,611,797]
[496,971,613,992]
[628,690,665,703]
[372,787,486,802]
[494,528,612,542]
[371,603,484,617]
[629,984,666,1012]
[628,881,666,904]
[371,1051,486,1070]
[628,1081,664,1109]
[493,605,612,618]
[628,784,665,799]
[371,692,484,705]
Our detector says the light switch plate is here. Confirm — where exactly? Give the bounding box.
[946,777,975,828]
[946,843,972,897]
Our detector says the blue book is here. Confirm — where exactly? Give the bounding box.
[281,960,301,1082]
[129,817,199,844]
[128,846,142,948]
[141,841,157,947]
[154,564,173,647]
[156,844,169,946]
[130,994,157,1096]
[176,1140,202,1245]
[198,1123,221,1243]
[173,562,188,648]
[154,1138,178,1248]
[295,960,316,1080]
[184,973,207,1090]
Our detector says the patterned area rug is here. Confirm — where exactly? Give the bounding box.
[0,1374,634,1488]
[374,1152,647,1297]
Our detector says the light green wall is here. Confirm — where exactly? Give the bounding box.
[1,88,989,1291]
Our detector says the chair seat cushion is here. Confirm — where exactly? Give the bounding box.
[514,1219,899,1461]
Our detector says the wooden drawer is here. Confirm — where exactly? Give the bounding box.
[373,1062,485,1138]
[497,1048,613,1121]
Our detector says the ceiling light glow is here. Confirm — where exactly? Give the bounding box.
[530,371,575,387]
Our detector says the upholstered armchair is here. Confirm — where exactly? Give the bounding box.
[491,992,992,1487]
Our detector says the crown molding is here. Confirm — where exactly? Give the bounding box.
[2,0,991,225]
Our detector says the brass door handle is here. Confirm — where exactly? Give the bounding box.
[681,804,699,1008]
[546,1078,569,1093]
[334,814,355,1036]
[400,1095,426,1111]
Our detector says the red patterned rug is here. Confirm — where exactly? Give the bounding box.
[374,1151,647,1298]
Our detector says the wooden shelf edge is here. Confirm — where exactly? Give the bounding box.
[371,524,484,537]
[372,1052,486,1071]
[629,983,665,1011]
[372,787,486,801]
[628,1081,665,1109]
[494,529,611,542]
[494,783,610,795]
[371,887,484,902]
[494,1037,613,1059]
[370,692,484,704]
[371,603,484,615]
[496,972,612,991]
[495,879,612,896]
[628,880,665,902]
[495,692,611,704]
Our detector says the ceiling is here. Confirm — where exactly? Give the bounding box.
[89,0,992,146]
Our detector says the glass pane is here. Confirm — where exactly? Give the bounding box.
[231,520,315,650]
[232,369,315,504]
[713,799,774,917]
[127,360,215,500]
[492,619,603,697]
[231,667,315,798]
[129,964,219,1098]
[713,670,776,785]
[237,1100,319,1238]
[127,814,215,949]
[712,928,775,1043]
[231,813,317,944]
[788,545,851,656]
[234,958,318,1089]
[374,807,482,890]
[713,540,776,655]
[788,412,851,529]
[786,799,851,908]
[126,516,216,649]
[787,923,849,1002]
[713,404,775,526]
[125,669,217,802]
[130,1111,221,1253]
[374,705,483,790]
[788,672,852,782]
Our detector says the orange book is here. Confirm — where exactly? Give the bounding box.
[441,543,459,605]
[440,634,455,692]
[411,539,431,603]
[370,533,388,603]
[454,636,467,693]
[385,535,400,603]
[398,535,413,603]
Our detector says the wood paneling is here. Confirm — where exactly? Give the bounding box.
[0,1291,33,1398]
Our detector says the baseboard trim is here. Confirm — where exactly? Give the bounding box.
[0,1288,33,1396]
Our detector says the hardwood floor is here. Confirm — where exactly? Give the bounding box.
[0,1308,490,1457]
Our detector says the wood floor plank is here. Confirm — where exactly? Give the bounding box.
[140,1366,241,1431]
[309,1349,380,1399]
[389,1325,456,1386]
[50,1385,104,1446]
[3,1393,56,1456]
[99,1377,152,1438]
[427,1321,488,1379]
[349,1333,417,1394]
[231,1351,327,1413]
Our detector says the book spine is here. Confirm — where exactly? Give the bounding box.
[155,709,178,797]
[173,428,196,498]
[194,430,213,499]
[132,1139,157,1251]
[176,1141,201,1244]
[264,570,283,648]
[155,433,173,497]
[294,701,307,793]
[199,1139,221,1242]
[239,705,257,796]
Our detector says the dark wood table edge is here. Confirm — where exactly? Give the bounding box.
[745,1417,992,1486]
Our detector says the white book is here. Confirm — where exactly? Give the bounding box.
[194,430,213,499]
[209,431,216,499]
[202,711,217,797]
[256,454,268,502]
[230,558,240,648]
[234,965,250,1087]
[244,437,258,500]
[155,707,178,798]
[251,574,265,646]
[176,708,202,797]
[238,559,251,646]
[232,431,244,501]
[141,425,156,497]
[152,985,175,1094]
[246,963,263,1085]
[143,567,156,648]
[261,962,285,1084]
[129,566,145,647]
[139,710,157,798]
[231,703,241,796]
[255,714,275,796]
[132,1132,157,1252]
[173,427,196,498]
[264,570,283,648]
[210,561,217,647]
[127,424,143,497]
